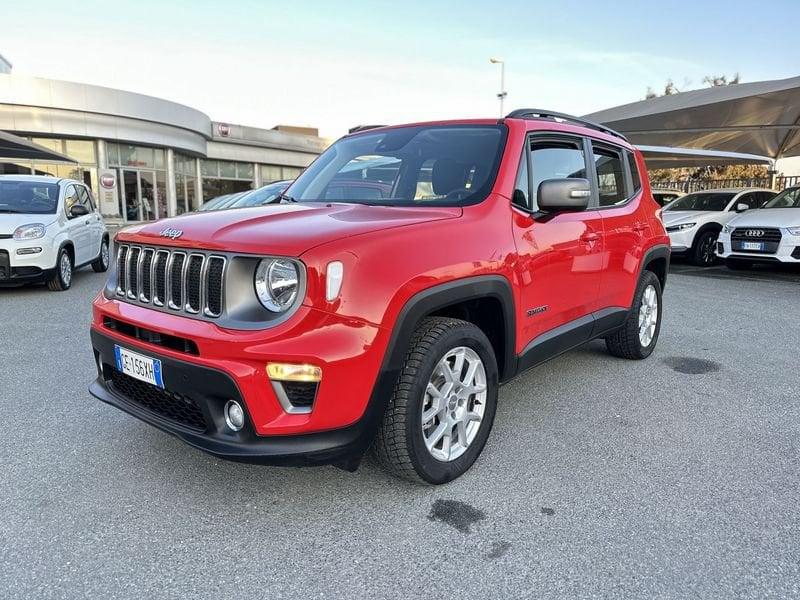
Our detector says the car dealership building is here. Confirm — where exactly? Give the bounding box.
[0,68,327,223]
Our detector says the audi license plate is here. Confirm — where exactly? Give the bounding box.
[114,345,164,388]
[741,241,764,251]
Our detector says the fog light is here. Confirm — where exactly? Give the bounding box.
[224,400,245,432]
[16,247,42,255]
[267,362,322,382]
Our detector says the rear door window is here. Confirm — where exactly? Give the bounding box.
[592,143,628,206]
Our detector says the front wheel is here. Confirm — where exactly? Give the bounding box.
[691,230,719,266]
[372,317,498,485]
[47,248,73,291]
[92,238,110,273]
[605,270,662,359]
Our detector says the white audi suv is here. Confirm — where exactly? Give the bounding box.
[717,186,800,269]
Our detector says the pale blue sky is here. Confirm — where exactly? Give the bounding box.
[3,0,800,141]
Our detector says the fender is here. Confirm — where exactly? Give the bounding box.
[381,275,517,380]
[333,275,518,470]
[638,243,671,289]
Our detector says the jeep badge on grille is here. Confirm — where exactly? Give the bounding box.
[160,228,183,240]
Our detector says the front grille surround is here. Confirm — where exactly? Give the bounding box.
[730,227,782,254]
[115,244,226,320]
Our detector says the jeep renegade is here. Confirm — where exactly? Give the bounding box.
[89,110,670,484]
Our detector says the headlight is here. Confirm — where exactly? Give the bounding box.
[788,226,800,236]
[665,222,696,233]
[254,258,300,312]
[13,223,46,240]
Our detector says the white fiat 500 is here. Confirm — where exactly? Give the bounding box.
[717,186,800,270]
[662,188,776,266]
[0,175,109,290]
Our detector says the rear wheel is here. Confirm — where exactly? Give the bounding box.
[726,258,753,270]
[605,271,662,360]
[47,248,73,291]
[691,230,719,266]
[372,317,498,484]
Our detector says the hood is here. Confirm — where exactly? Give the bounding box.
[0,213,59,235]
[728,208,800,229]
[662,210,719,226]
[118,202,462,255]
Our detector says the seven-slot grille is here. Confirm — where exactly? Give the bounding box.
[115,244,226,318]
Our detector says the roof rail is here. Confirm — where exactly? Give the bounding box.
[348,124,387,134]
[505,108,627,141]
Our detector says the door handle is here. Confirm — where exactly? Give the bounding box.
[580,232,600,243]
[633,222,648,232]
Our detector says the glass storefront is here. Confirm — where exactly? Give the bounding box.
[260,164,303,183]
[107,143,168,222]
[175,153,198,214]
[0,138,98,196]
[201,160,253,202]
[0,137,312,221]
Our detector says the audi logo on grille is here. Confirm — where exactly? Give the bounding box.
[745,229,765,237]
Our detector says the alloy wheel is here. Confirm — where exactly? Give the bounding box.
[60,253,72,286]
[700,234,717,265]
[638,284,658,347]
[421,346,487,462]
[101,241,109,269]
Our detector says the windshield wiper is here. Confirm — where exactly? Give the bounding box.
[277,192,297,203]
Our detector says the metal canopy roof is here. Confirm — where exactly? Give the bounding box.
[585,76,800,160]
[0,130,76,162]
[636,145,771,169]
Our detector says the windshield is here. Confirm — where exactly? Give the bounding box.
[0,181,60,214]
[228,181,289,208]
[284,125,506,206]
[665,192,735,212]
[762,187,800,208]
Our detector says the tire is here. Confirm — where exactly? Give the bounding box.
[372,317,499,485]
[726,258,753,270]
[690,229,719,266]
[92,238,110,273]
[605,270,662,360]
[47,248,73,291]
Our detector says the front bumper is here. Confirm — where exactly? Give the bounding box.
[717,232,800,263]
[666,227,697,254]
[90,328,387,467]
[0,238,58,283]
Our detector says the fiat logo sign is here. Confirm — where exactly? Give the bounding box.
[217,123,230,137]
[100,174,116,189]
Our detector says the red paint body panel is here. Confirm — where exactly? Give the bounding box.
[93,116,668,445]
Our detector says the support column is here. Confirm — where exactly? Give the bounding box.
[166,148,178,217]
[253,162,262,188]
[194,158,203,209]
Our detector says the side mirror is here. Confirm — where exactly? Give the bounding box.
[735,203,749,212]
[70,204,90,217]
[538,178,591,213]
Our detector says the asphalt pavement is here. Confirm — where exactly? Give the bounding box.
[1,262,798,599]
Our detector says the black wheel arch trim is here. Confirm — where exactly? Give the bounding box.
[638,243,670,289]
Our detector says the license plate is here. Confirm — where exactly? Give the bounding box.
[114,345,164,388]
[741,241,764,251]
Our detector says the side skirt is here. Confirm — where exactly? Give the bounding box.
[514,307,628,375]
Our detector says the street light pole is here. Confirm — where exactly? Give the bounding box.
[489,58,507,116]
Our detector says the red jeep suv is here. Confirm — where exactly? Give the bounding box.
[89,110,669,484]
